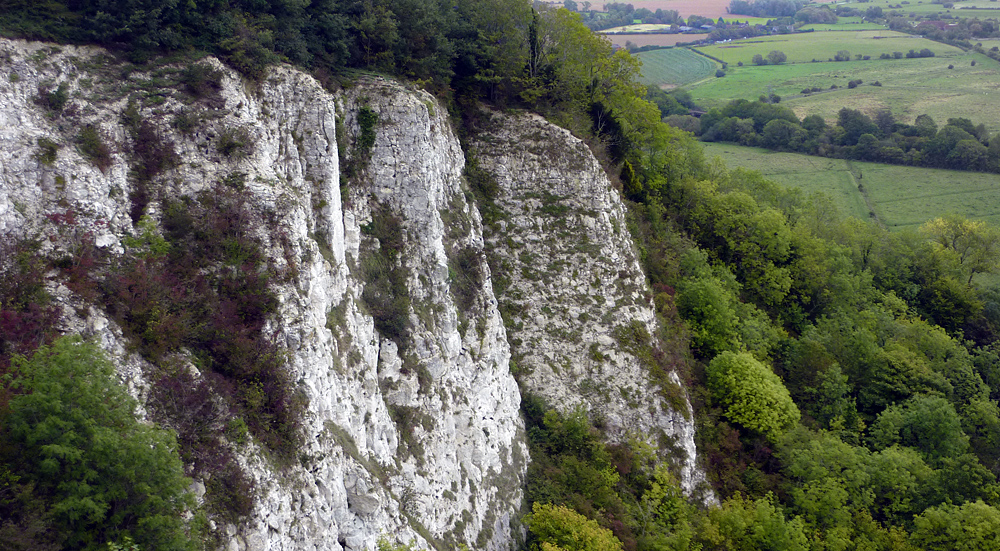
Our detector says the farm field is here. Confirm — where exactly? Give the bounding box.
[798,23,889,31]
[695,30,965,66]
[605,33,708,48]
[703,143,871,220]
[840,0,1000,17]
[596,0,735,19]
[540,0,736,18]
[602,24,673,33]
[687,52,1000,133]
[702,142,1000,230]
[636,48,718,86]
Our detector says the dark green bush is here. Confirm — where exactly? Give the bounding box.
[217,127,253,159]
[2,337,196,550]
[179,63,224,107]
[172,109,200,134]
[75,125,112,173]
[357,106,378,152]
[34,137,59,165]
[34,83,68,113]
[360,208,410,350]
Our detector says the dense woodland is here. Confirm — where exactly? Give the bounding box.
[4,1,1000,550]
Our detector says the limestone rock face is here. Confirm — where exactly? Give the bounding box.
[0,39,523,551]
[0,37,711,550]
[471,111,712,499]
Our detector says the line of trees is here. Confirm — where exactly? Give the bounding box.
[728,0,807,17]
[692,99,1000,172]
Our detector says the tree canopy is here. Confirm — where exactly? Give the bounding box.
[1,337,194,551]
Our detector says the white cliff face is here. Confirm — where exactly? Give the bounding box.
[471,111,712,500]
[0,39,524,551]
[0,38,713,550]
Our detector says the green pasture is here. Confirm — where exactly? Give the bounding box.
[696,31,965,66]
[720,16,774,25]
[702,142,1000,230]
[688,52,1000,133]
[703,143,871,220]
[604,24,673,33]
[637,48,718,86]
[842,0,1000,16]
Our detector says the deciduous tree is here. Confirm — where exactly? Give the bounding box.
[707,351,800,441]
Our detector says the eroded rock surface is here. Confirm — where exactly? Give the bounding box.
[0,39,523,551]
[472,111,711,499]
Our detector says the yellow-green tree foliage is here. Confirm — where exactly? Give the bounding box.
[921,214,1000,284]
[706,351,800,441]
[525,502,623,551]
[911,500,1000,551]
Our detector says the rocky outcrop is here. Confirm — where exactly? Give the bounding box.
[0,39,523,551]
[471,112,712,499]
[0,37,711,551]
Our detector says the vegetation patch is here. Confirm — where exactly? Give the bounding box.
[344,105,379,179]
[33,82,68,114]
[448,246,484,313]
[34,137,59,165]
[216,126,253,159]
[389,404,432,461]
[75,124,112,173]
[360,206,411,351]
[121,101,179,223]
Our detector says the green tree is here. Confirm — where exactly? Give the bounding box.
[620,160,643,202]
[760,119,806,150]
[921,214,1000,284]
[525,502,623,551]
[675,249,742,357]
[751,53,767,65]
[1,337,195,551]
[869,394,969,461]
[696,493,809,551]
[911,500,1000,551]
[766,50,786,64]
[707,351,800,441]
[837,107,880,145]
[948,140,988,171]
[352,0,400,71]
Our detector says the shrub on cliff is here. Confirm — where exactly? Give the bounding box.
[1,337,195,550]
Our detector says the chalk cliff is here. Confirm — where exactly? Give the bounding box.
[0,38,707,550]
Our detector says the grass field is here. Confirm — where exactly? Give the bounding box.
[702,142,1000,230]
[637,48,719,86]
[841,0,1000,16]
[603,24,674,33]
[687,51,1000,133]
[798,23,889,31]
[695,31,965,66]
[718,16,774,25]
[606,33,709,48]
